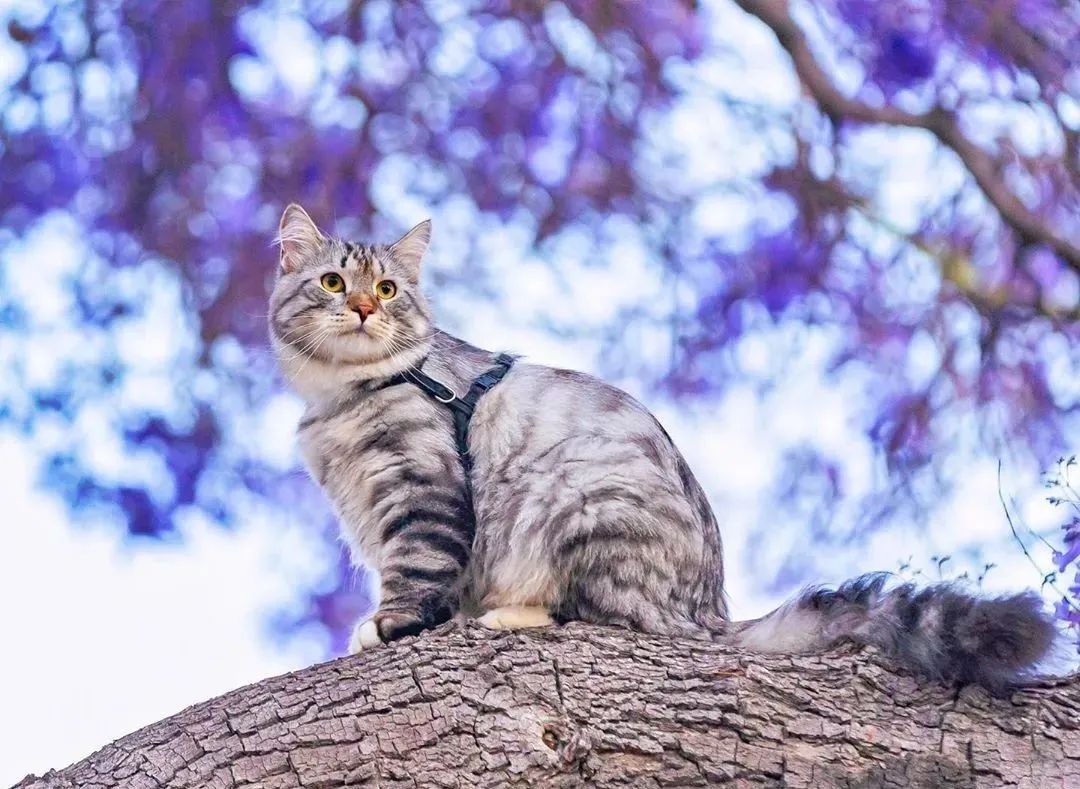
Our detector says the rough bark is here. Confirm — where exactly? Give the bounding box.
[14,622,1080,788]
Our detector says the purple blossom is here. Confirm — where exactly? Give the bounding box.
[880,31,936,85]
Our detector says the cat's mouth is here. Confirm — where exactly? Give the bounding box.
[342,318,371,336]
[343,321,385,344]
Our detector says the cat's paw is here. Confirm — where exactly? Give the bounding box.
[478,606,554,630]
[349,611,430,652]
[373,611,426,641]
[348,619,383,653]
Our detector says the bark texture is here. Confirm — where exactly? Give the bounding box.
[14,622,1080,788]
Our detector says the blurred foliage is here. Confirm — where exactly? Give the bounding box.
[0,0,1077,649]
[1042,457,1080,646]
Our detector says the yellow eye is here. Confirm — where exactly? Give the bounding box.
[375,280,397,300]
[320,273,345,293]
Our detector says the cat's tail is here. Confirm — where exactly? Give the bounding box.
[722,573,1057,693]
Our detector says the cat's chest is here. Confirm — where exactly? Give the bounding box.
[298,397,401,491]
[297,405,355,482]
[297,390,457,516]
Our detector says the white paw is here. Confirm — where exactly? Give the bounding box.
[478,606,555,631]
[348,619,383,653]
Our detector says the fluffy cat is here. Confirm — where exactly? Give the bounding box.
[271,203,1055,693]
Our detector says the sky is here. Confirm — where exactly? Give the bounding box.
[0,0,1075,784]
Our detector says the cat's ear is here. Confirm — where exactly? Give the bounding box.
[277,203,325,274]
[389,219,431,280]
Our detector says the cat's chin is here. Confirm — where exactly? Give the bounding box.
[326,330,431,372]
[324,332,389,364]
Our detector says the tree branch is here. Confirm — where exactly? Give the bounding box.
[733,0,1080,272]
[854,204,1080,323]
[14,622,1080,788]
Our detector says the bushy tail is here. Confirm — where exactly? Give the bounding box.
[725,573,1057,694]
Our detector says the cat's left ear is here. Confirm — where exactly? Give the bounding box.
[389,219,431,281]
[277,203,325,274]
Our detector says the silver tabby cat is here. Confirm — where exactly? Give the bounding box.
[271,204,1055,693]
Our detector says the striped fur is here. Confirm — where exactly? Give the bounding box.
[731,574,1055,694]
[271,206,1056,691]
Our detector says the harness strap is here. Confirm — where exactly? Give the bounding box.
[381,353,515,474]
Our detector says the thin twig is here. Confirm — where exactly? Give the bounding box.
[997,460,1080,615]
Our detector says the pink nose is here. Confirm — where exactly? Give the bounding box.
[347,295,377,319]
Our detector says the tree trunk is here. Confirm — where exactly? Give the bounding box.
[14,622,1080,788]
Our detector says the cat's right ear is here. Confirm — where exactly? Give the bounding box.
[277,203,325,274]
[389,219,432,282]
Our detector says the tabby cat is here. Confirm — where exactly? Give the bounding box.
[271,204,1055,692]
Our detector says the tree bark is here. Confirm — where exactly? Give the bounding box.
[14,622,1080,788]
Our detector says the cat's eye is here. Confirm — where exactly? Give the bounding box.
[320,273,345,293]
[375,280,397,300]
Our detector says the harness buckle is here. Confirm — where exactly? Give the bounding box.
[433,385,458,404]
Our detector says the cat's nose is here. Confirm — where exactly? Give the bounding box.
[348,295,377,320]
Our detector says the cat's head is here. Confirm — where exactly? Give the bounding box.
[269,204,434,395]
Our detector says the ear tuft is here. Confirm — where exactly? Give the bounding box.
[389,219,432,278]
[277,203,325,273]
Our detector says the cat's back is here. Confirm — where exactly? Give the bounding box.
[469,360,689,487]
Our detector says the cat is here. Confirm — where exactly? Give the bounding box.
[270,203,1056,693]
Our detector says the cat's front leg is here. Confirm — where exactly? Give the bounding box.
[348,513,471,652]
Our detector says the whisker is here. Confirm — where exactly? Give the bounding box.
[276,323,336,355]
[278,331,331,363]
[282,324,334,366]
[288,329,333,381]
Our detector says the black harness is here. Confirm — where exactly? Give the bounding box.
[380,353,515,475]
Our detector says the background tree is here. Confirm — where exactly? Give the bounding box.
[1,0,1077,653]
